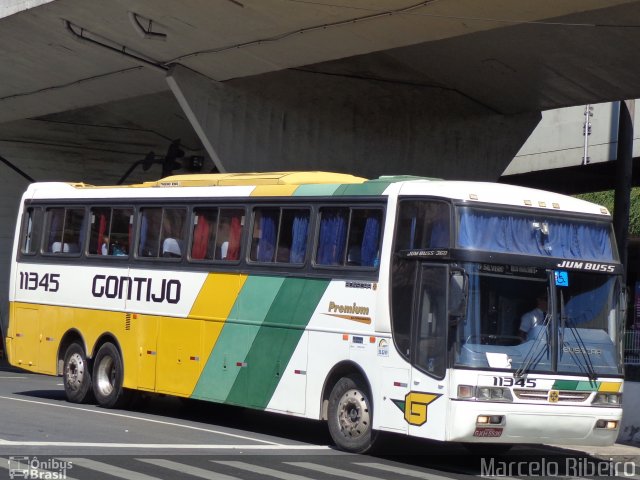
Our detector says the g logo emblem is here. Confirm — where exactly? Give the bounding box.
[404,392,440,426]
[548,390,559,403]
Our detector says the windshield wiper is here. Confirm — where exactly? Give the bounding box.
[559,290,598,381]
[515,312,551,378]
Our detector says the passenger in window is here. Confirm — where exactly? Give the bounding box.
[111,240,127,256]
[51,242,67,253]
[161,219,181,257]
[161,210,184,258]
[162,238,181,257]
[101,235,109,255]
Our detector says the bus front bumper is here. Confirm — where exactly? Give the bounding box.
[448,400,622,446]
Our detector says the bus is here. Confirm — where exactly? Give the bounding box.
[6,171,624,453]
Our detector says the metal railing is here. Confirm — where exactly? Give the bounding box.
[624,329,640,365]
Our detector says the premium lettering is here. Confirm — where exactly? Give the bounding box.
[328,301,369,315]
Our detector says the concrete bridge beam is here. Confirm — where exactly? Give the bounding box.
[166,64,541,181]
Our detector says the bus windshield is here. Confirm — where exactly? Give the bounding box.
[454,263,622,376]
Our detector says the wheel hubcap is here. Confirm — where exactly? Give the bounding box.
[337,389,370,438]
[96,355,115,397]
[65,353,85,392]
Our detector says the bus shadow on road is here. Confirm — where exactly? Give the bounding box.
[13,389,67,401]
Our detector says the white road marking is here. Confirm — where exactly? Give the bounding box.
[215,461,317,480]
[356,462,472,480]
[287,462,388,480]
[0,439,329,449]
[140,458,241,479]
[62,458,157,480]
[0,394,279,444]
[0,376,27,379]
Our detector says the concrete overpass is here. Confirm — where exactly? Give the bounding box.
[2,0,640,185]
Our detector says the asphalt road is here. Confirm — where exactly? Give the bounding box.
[0,364,639,480]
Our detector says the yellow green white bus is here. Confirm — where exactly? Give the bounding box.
[6,171,624,452]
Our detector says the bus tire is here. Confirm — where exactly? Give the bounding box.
[63,342,93,404]
[92,342,130,409]
[327,376,376,453]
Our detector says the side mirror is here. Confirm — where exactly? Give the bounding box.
[449,270,468,318]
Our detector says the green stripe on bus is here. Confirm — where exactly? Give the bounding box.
[192,276,285,402]
[332,181,392,196]
[225,277,329,408]
[293,184,342,196]
[552,380,599,391]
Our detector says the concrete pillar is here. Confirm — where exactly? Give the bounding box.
[166,64,541,181]
[614,100,635,279]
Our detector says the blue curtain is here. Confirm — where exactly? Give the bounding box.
[289,214,309,263]
[458,210,614,261]
[258,213,277,262]
[361,215,380,267]
[317,212,347,265]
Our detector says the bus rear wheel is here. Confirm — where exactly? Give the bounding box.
[327,376,376,453]
[92,342,130,408]
[63,342,92,403]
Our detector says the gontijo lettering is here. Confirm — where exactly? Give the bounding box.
[92,274,181,304]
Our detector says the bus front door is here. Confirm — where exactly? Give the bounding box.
[408,264,449,441]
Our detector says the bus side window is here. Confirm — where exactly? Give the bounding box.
[138,208,161,257]
[216,208,244,261]
[316,207,349,266]
[191,207,218,260]
[89,207,132,256]
[160,208,186,258]
[278,208,310,264]
[138,207,186,259]
[46,207,85,255]
[395,200,450,251]
[250,208,280,262]
[110,208,133,256]
[346,209,382,267]
[316,207,381,267]
[21,207,43,255]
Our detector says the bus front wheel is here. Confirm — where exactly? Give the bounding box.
[92,342,130,408]
[327,376,376,453]
[63,342,93,403]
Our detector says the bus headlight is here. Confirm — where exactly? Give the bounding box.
[595,419,618,429]
[592,393,622,406]
[476,387,513,402]
[457,385,475,399]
